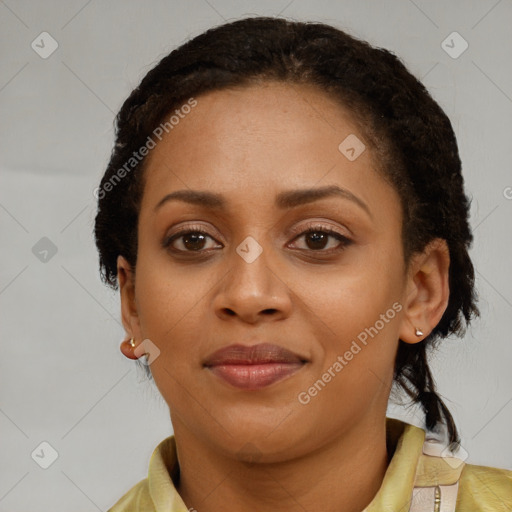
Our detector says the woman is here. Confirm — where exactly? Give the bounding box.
[94,17,511,512]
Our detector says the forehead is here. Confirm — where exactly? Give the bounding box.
[140,81,400,220]
[146,81,366,167]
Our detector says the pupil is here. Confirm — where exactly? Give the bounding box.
[306,232,327,250]
[184,233,206,250]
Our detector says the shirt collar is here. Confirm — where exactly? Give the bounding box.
[147,417,426,511]
[363,418,426,511]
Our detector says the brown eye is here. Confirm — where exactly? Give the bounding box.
[182,233,207,251]
[163,230,221,253]
[304,231,329,250]
[290,228,351,253]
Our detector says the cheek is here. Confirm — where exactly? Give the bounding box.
[293,249,402,346]
[292,268,401,433]
[293,248,403,413]
[135,241,211,327]
[134,255,221,366]
[134,265,209,404]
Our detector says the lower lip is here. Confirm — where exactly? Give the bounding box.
[208,363,304,389]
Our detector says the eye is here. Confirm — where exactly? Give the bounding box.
[163,226,222,253]
[288,224,352,253]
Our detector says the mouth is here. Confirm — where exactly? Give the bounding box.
[203,343,308,390]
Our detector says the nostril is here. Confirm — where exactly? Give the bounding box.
[262,309,278,315]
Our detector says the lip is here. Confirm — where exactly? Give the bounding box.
[203,343,307,390]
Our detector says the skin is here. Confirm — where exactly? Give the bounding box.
[117,81,450,512]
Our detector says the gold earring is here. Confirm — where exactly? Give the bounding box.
[414,327,424,337]
[129,337,136,347]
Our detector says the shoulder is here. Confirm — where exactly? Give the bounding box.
[410,430,512,512]
[107,477,154,512]
[456,462,512,511]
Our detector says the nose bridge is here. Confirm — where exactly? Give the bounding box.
[230,234,275,298]
[214,234,291,321]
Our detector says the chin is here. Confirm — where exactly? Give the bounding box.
[210,412,312,462]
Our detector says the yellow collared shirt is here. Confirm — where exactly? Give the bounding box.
[108,418,512,511]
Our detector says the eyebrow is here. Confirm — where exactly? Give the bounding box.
[154,185,372,218]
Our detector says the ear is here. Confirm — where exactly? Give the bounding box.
[117,255,143,359]
[398,238,450,344]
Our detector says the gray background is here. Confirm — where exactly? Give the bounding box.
[1,0,511,510]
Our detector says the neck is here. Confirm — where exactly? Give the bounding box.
[174,416,389,512]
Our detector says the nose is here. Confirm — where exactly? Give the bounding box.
[212,243,292,324]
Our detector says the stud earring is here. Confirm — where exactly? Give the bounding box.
[415,327,424,337]
[129,337,136,347]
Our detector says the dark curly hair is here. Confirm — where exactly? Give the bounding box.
[94,16,479,446]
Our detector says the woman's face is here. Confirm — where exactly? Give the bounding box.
[120,81,417,461]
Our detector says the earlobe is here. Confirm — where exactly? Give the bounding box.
[398,238,450,344]
[119,337,139,360]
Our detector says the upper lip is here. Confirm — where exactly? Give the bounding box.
[203,343,307,366]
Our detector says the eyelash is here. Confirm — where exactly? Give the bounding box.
[162,222,352,258]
